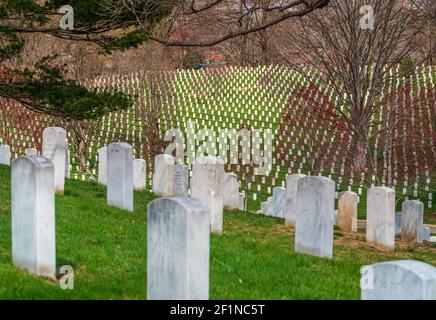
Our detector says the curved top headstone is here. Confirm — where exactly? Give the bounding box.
[362,260,436,300]
[156,154,175,165]
[194,155,225,165]
[148,196,209,216]
[43,127,66,139]
[108,142,133,151]
[12,156,53,170]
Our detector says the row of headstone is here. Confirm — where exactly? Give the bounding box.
[151,153,250,233]
[98,145,147,191]
[7,153,435,300]
[147,185,436,300]
[259,175,432,259]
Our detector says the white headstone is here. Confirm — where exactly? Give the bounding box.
[98,147,107,185]
[152,154,175,197]
[338,191,358,232]
[0,144,11,166]
[263,196,274,216]
[173,164,189,197]
[107,142,133,212]
[65,148,70,179]
[238,192,246,211]
[42,127,66,194]
[295,176,335,259]
[272,187,286,218]
[422,226,431,241]
[361,260,436,300]
[395,212,402,236]
[12,156,56,279]
[223,173,239,211]
[285,174,306,226]
[191,156,225,235]
[133,159,147,191]
[366,187,395,251]
[26,148,38,157]
[148,197,210,300]
[401,200,424,243]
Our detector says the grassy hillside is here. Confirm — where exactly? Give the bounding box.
[0,165,434,300]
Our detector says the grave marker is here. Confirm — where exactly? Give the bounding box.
[361,260,436,300]
[12,156,56,279]
[295,176,335,259]
[285,174,306,226]
[191,156,224,235]
[107,142,133,212]
[98,147,107,185]
[133,159,147,191]
[338,191,358,232]
[148,197,210,300]
[152,154,175,197]
[401,200,424,243]
[366,187,395,251]
[223,173,239,211]
[173,164,189,197]
[42,127,66,194]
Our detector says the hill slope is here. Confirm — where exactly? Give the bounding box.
[0,165,434,300]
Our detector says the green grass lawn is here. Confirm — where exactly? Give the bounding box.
[0,165,434,300]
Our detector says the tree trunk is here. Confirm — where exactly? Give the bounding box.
[352,130,368,173]
[78,139,87,172]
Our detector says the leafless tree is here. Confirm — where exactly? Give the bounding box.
[121,0,329,47]
[281,0,422,172]
[59,118,102,172]
[410,0,436,64]
[137,72,176,172]
[219,0,281,66]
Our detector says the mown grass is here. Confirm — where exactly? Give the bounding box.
[0,165,434,300]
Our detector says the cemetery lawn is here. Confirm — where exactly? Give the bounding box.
[0,165,435,300]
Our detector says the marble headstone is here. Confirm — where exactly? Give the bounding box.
[0,144,11,165]
[12,156,56,279]
[238,192,246,211]
[395,212,402,236]
[272,187,286,218]
[191,156,225,235]
[338,191,358,233]
[42,127,66,194]
[107,142,133,212]
[223,172,239,211]
[148,197,210,300]
[366,187,395,251]
[98,147,107,185]
[26,148,38,157]
[401,200,424,243]
[152,154,175,197]
[361,260,436,300]
[295,176,335,259]
[422,226,431,242]
[133,159,147,191]
[285,174,306,226]
[65,148,70,179]
[173,164,189,197]
[263,196,274,216]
